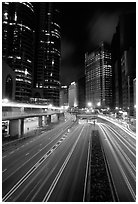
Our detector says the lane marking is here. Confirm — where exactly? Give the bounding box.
[99,124,136,201]
[43,125,85,202]
[2,169,7,173]
[25,153,29,156]
[2,123,78,200]
[83,128,91,201]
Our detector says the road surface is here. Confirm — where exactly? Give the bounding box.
[2,114,136,202]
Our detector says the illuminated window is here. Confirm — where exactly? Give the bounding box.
[14,12,17,21]
[52,59,54,66]
[3,12,8,20]
[5,75,13,99]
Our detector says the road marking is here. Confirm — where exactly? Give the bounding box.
[25,153,29,156]
[83,130,91,201]
[43,126,85,201]
[2,124,78,201]
[2,169,7,173]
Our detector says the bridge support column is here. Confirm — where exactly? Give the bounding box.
[20,118,24,136]
[47,115,51,124]
[38,116,42,127]
[9,119,23,138]
[44,116,47,125]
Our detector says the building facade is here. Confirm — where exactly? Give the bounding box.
[60,85,68,107]
[77,77,86,108]
[85,42,112,109]
[68,82,78,108]
[111,12,136,115]
[34,3,61,106]
[2,61,16,101]
[2,2,35,102]
[133,78,136,118]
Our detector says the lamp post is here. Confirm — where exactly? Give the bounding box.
[87,102,92,108]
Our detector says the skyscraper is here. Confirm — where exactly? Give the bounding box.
[68,82,78,108]
[2,2,35,102]
[85,42,112,108]
[77,77,86,108]
[60,85,68,107]
[111,12,136,115]
[34,3,61,106]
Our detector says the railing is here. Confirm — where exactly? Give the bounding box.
[2,110,59,120]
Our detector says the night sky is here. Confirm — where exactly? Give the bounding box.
[57,2,135,85]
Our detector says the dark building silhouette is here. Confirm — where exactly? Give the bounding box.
[77,77,86,108]
[34,3,61,106]
[2,2,35,102]
[111,12,136,116]
[111,26,122,109]
[2,61,16,101]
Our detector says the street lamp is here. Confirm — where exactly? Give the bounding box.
[97,102,101,107]
[87,102,92,108]
[2,98,9,103]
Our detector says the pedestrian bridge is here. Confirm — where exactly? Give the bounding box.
[2,101,64,138]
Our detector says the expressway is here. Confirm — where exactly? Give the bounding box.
[2,114,91,202]
[97,117,136,202]
[2,114,136,202]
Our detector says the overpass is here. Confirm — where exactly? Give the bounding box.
[2,101,64,138]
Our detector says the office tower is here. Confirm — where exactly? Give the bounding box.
[77,77,86,108]
[133,78,136,118]
[85,42,112,109]
[68,82,78,108]
[60,85,68,107]
[35,3,61,106]
[2,60,16,100]
[111,12,136,115]
[2,2,35,102]
[111,26,122,109]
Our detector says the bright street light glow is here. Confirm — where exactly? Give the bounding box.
[2,98,9,103]
[48,104,52,108]
[97,102,101,107]
[87,102,92,107]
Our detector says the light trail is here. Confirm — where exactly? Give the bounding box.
[98,123,136,201]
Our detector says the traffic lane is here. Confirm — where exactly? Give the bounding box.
[3,125,84,202]
[2,122,78,196]
[100,124,136,197]
[98,124,135,202]
[100,123,136,166]
[47,124,91,202]
[3,119,74,181]
[97,117,136,145]
[3,117,73,159]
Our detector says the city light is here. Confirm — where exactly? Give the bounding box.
[2,98,9,103]
[48,104,53,108]
[87,102,92,107]
[97,102,101,107]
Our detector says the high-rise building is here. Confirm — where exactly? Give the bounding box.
[2,2,35,102]
[77,77,86,108]
[85,42,112,108]
[34,3,61,106]
[111,26,122,109]
[133,78,136,118]
[60,85,68,107]
[68,82,78,108]
[111,12,136,115]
